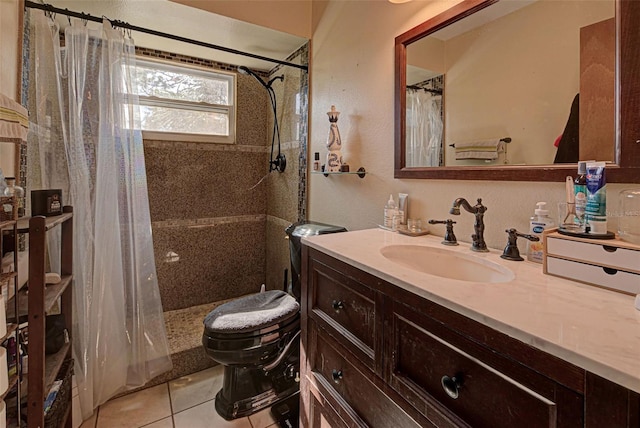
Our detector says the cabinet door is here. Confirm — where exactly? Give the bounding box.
[310,322,425,428]
[386,301,583,428]
[309,392,349,428]
[308,255,377,369]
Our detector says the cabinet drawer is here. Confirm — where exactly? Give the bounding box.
[391,317,558,427]
[547,236,640,273]
[309,258,375,365]
[546,256,640,295]
[312,327,421,428]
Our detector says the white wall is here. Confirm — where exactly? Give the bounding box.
[170,0,313,38]
[309,0,630,253]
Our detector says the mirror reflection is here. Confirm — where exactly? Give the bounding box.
[405,0,615,168]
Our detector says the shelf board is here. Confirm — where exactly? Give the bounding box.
[0,219,17,230]
[0,323,18,343]
[0,270,17,285]
[6,275,73,319]
[16,212,73,233]
[43,342,71,399]
[312,167,367,178]
[0,373,19,401]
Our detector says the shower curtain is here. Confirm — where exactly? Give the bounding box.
[26,12,172,419]
[406,89,443,167]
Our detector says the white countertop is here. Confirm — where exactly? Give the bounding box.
[303,228,640,394]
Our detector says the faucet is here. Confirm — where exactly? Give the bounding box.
[428,219,458,246]
[450,197,489,252]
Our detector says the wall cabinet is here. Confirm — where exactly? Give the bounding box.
[300,246,640,427]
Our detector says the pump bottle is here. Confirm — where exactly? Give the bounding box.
[383,194,397,229]
[527,202,555,263]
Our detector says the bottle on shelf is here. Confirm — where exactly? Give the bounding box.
[3,178,24,217]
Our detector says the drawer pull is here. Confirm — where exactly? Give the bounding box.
[441,374,463,399]
[602,245,618,253]
[332,369,343,384]
[332,300,345,311]
[603,267,618,275]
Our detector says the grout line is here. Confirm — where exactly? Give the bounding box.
[167,380,175,415]
[94,406,100,428]
[172,398,215,417]
[136,383,173,427]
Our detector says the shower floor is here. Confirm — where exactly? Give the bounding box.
[164,300,231,355]
[133,299,233,390]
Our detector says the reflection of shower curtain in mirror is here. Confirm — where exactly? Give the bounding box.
[406,90,443,167]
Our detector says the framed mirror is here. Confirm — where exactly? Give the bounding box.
[394,0,640,182]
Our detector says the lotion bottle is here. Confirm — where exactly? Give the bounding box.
[383,194,397,229]
[527,202,555,263]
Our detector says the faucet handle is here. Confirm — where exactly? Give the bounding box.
[428,219,458,246]
[501,228,539,261]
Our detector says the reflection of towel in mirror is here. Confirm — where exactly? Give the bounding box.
[454,140,505,160]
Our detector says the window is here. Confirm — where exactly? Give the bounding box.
[132,59,235,143]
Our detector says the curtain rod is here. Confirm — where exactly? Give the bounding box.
[24,0,308,72]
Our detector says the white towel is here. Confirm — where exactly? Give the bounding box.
[454,139,505,160]
[0,93,28,142]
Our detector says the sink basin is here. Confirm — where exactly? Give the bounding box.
[380,245,515,283]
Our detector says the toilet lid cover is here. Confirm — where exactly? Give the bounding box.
[204,290,299,334]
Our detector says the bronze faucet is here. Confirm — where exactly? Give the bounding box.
[450,197,488,252]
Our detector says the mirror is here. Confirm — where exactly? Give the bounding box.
[394,0,640,182]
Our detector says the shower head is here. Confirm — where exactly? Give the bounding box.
[237,66,284,90]
[238,66,269,89]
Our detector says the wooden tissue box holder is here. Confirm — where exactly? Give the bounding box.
[543,229,640,295]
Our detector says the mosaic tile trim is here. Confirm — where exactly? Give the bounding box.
[152,214,265,229]
[267,215,293,229]
[143,139,299,152]
[135,46,270,77]
[296,44,309,222]
[143,140,267,152]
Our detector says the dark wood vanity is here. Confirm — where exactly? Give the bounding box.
[300,246,640,427]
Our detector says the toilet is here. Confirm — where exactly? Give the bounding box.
[202,221,347,420]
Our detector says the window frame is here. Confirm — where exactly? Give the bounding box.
[133,57,237,144]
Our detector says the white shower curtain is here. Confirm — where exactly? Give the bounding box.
[26,12,172,419]
[406,89,443,167]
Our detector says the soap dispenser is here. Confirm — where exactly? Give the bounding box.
[527,202,555,263]
[383,194,397,229]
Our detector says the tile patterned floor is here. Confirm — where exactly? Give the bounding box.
[80,366,279,428]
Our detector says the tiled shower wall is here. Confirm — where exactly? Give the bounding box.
[265,45,308,292]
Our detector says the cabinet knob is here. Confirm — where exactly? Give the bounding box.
[332,369,343,384]
[332,300,345,311]
[441,374,463,399]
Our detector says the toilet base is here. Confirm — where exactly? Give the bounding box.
[214,341,300,420]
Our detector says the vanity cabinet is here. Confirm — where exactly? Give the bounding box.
[300,245,640,427]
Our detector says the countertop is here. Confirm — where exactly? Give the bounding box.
[302,228,640,394]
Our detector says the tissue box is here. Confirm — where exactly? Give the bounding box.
[31,189,62,217]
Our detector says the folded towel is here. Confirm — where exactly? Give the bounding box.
[0,93,28,141]
[454,139,505,160]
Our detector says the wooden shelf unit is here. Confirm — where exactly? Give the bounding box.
[24,207,74,428]
[1,195,22,427]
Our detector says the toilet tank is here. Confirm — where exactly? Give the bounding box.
[285,222,347,301]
